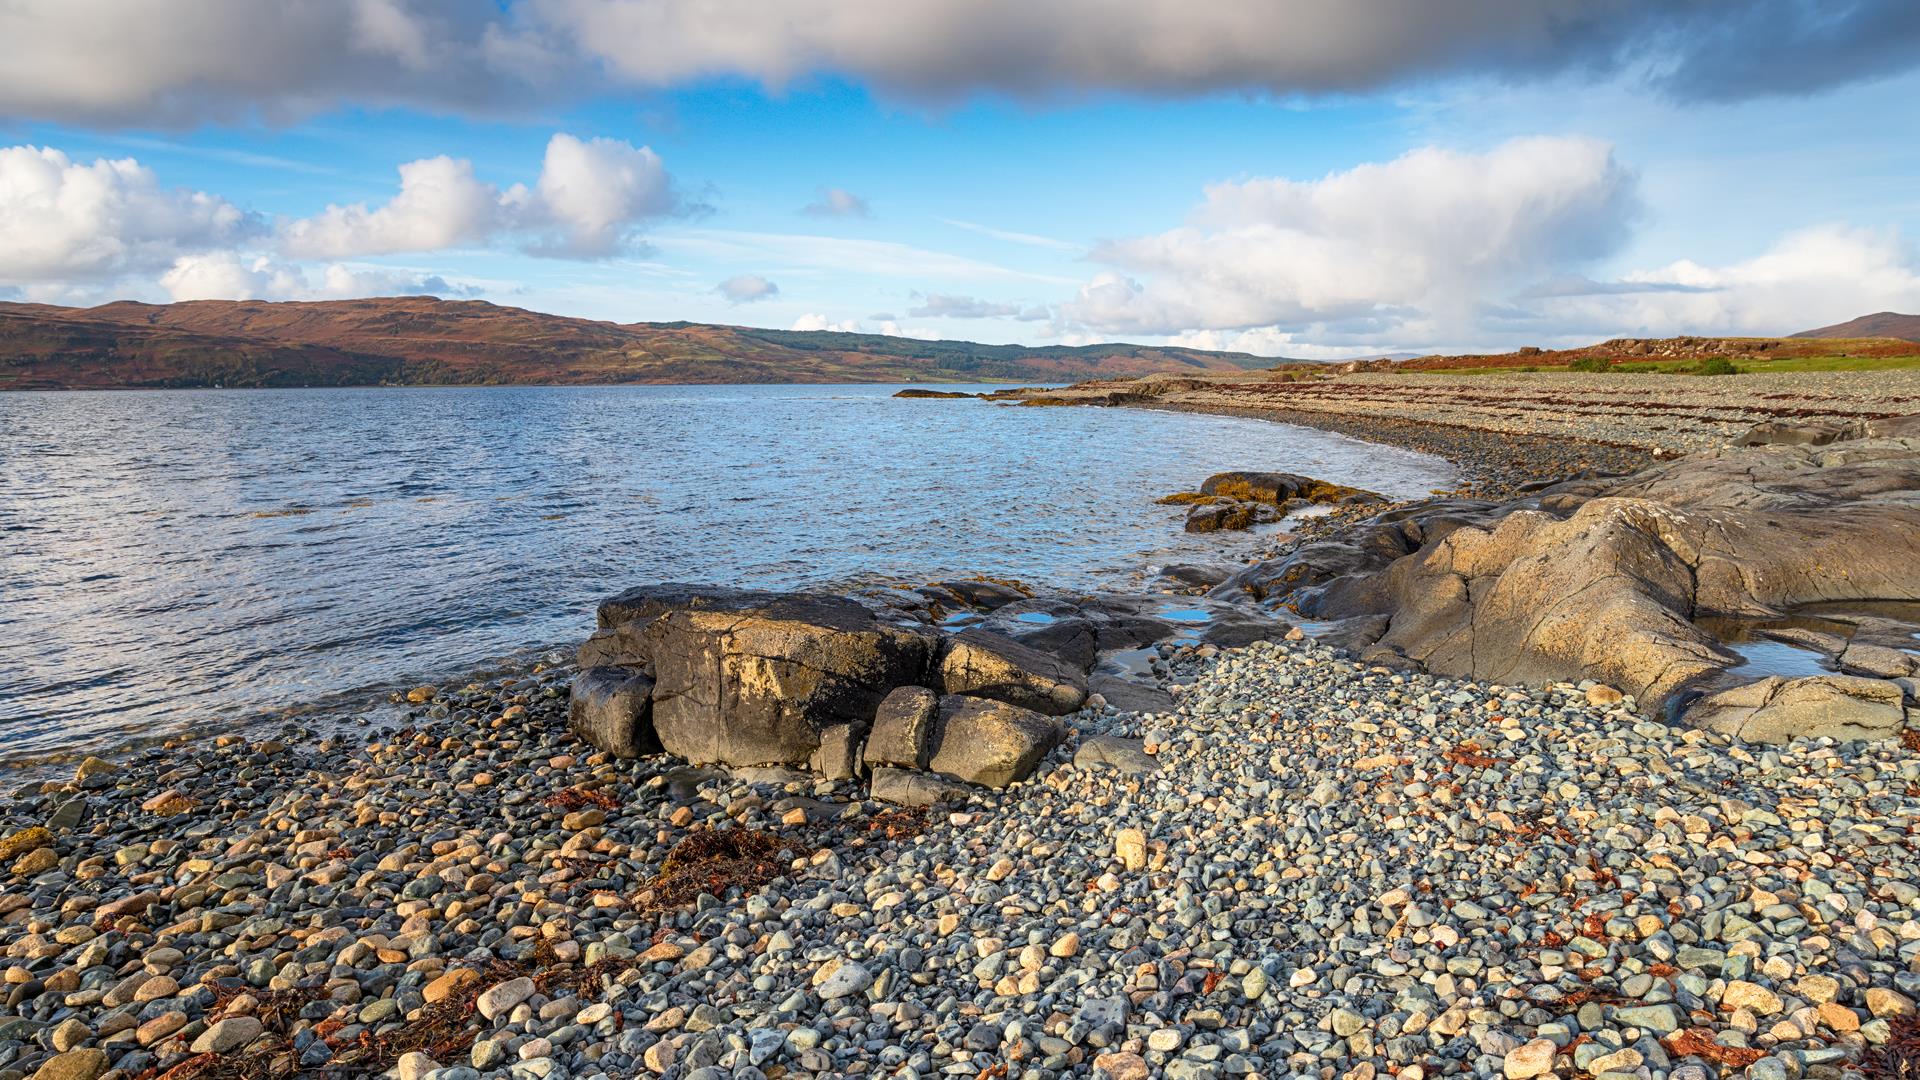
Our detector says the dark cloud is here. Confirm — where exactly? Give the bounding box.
[5,1,1916,128]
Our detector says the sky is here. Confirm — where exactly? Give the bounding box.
[2,1,1919,358]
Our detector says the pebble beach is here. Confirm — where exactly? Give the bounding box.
[4,632,1917,1080]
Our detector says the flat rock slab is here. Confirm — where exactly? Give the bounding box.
[869,767,974,807]
[1073,736,1157,775]
[1088,675,1176,715]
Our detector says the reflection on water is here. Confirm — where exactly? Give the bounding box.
[1718,640,1834,680]
[0,384,1454,760]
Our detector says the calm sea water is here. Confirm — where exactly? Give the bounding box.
[0,384,1453,761]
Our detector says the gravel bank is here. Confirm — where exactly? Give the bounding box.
[1022,368,1920,465]
[4,640,1916,1080]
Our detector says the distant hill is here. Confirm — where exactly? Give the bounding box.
[1793,312,1920,342]
[0,297,1288,391]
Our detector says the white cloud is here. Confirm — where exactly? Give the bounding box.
[281,133,677,260]
[508,134,678,257]
[282,155,498,258]
[0,144,256,286]
[802,186,870,218]
[1521,225,1920,339]
[1060,136,1639,338]
[716,273,778,303]
[791,312,861,332]
[908,293,1023,318]
[160,251,478,302]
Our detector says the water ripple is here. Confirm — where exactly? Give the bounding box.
[0,384,1453,760]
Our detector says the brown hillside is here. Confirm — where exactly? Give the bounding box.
[0,297,1279,391]
[1793,311,1920,342]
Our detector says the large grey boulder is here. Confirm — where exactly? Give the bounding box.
[583,584,937,768]
[864,686,938,771]
[1685,675,1908,743]
[569,666,660,758]
[926,695,1062,787]
[939,629,1088,715]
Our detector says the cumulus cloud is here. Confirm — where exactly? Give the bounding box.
[801,187,871,218]
[282,155,497,258]
[1061,136,1640,338]
[0,144,258,287]
[791,313,862,332]
[1516,225,1920,339]
[908,293,1022,318]
[5,1,1918,127]
[5,136,658,302]
[283,133,679,260]
[160,252,479,302]
[716,273,779,303]
[507,134,679,257]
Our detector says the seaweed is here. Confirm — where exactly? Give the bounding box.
[633,827,801,914]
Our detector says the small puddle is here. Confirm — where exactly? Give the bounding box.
[1098,647,1160,680]
[1010,612,1058,625]
[1719,640,1833,680]
[939,612,983,629]
[1155,608,1215,623]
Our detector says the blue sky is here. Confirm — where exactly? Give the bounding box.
[2,1,1918,357]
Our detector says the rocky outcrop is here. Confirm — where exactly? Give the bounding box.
[1162,470,1385,534]
[578,585,938,768]
[569,584,1114,795]
[939,629,1088,715]
[1225,419,1920,743]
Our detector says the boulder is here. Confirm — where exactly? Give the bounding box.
[870,767,975,807]
[568,666,659,758]
[1684,675,1908,743]
[1185,501,1260,533]
[940,628,1088,715]
[586,585,937,768]
[864,686,938,771]
[926,695,1062,787]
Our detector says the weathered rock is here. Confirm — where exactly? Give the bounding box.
[567,665,659,758]
[1686,674,1907,743]
[939,628,1087,715]
[585,585,937,767]
[808,721,866,781]
[1072,735,1157,775]
[925,695,1062,787]
[869,767,974,807]
[863,686,938,770]
[1185,501,1261,533]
